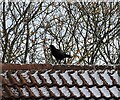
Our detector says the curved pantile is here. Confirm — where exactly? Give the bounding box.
[1,64,120,99]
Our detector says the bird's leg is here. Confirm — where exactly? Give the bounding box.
[63,58,66,64]
[57,60,61,64]
[59,60,61,64]
[55,61,57,64]
[56,59,59,65]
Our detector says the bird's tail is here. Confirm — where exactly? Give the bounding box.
[66,54,72,58]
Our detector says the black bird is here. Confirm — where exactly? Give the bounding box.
[50,45,72,63]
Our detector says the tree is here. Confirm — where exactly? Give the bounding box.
[0,2,120,64]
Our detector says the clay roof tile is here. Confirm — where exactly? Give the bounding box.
[1,63,120,99]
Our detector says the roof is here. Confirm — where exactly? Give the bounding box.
[0,63,120,100]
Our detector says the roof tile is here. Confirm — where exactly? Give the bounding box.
[79,86,91,98]
[100,70,113,85]
[99,86,111,98]
[109,86,120,98]
[69,86,81,97]
[39,86,50,97]
[60,71,73,85]
[20,87,29,97]
[1,64,120,99]
[89,86,101,98]
[91,71,103,86]
[50,71,63,85]
[30,86,40,98]
[31,71,42,85]
[49,86,60,97]
[71,71,83,86]
[81,71,93,85]
[59,86,71,97]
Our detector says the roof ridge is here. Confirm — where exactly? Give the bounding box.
[0,63,120,71]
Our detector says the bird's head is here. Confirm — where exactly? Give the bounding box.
[50,45,56,50]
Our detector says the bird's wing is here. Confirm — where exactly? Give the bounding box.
[56,49,66,56]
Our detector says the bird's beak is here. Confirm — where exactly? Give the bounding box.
[43,45,49,50]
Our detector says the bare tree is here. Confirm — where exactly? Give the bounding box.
[0,2,119,64]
